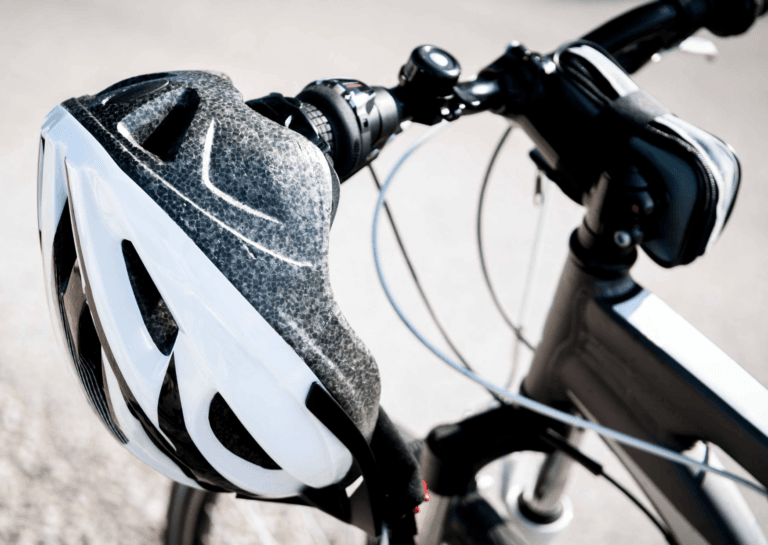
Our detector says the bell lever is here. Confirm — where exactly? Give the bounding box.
[389,45,462,125]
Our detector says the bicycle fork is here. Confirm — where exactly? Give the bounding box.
[500,429,582,545]
[412,402,576,545]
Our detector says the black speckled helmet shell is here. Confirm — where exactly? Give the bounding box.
[37,70,380,497]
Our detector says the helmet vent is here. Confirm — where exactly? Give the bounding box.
[121,240,178,355]
[52,200,77,294]
[209,393,281,470]
[53,200,128,443]
[105,79,170,106]
[141,88,200,162]
[75,302,129,443]
[158,357,268,492]
[37,136,45,244]
[96,73,170,97]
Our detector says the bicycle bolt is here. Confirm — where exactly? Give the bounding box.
[614,230,632,248]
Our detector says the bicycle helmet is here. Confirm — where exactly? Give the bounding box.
[37,71,381,498]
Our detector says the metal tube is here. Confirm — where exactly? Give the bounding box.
[520,427,584,520]
[415,493,452,545]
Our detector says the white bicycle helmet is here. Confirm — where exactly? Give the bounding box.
[37,71,381,499]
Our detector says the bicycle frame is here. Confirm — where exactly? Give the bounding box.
[418,222,768,545]
[523,230,768,544]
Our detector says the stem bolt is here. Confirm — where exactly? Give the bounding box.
[614,230,632,248]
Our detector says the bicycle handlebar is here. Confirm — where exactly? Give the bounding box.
[247,0,765,181]
[583,0,766,73]
[582,2,686,74]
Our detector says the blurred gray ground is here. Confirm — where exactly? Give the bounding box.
[1,0,767,543]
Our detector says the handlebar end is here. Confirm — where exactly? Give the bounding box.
[702,0,765,37]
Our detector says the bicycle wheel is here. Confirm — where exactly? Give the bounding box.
[164,482,374,545]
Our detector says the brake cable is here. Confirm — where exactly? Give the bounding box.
[475,124,536,352]
[370,123,677,542]
[370,122,768,501]
[367,165,481,377]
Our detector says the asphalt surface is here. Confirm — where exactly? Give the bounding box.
[1,0,768,543]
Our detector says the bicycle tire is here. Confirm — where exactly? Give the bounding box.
[165,483,215,545]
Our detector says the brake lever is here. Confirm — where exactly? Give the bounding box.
[651,36,719,63]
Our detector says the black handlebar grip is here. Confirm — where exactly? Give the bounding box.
[582,0,765,73]
[703,0,765,36]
